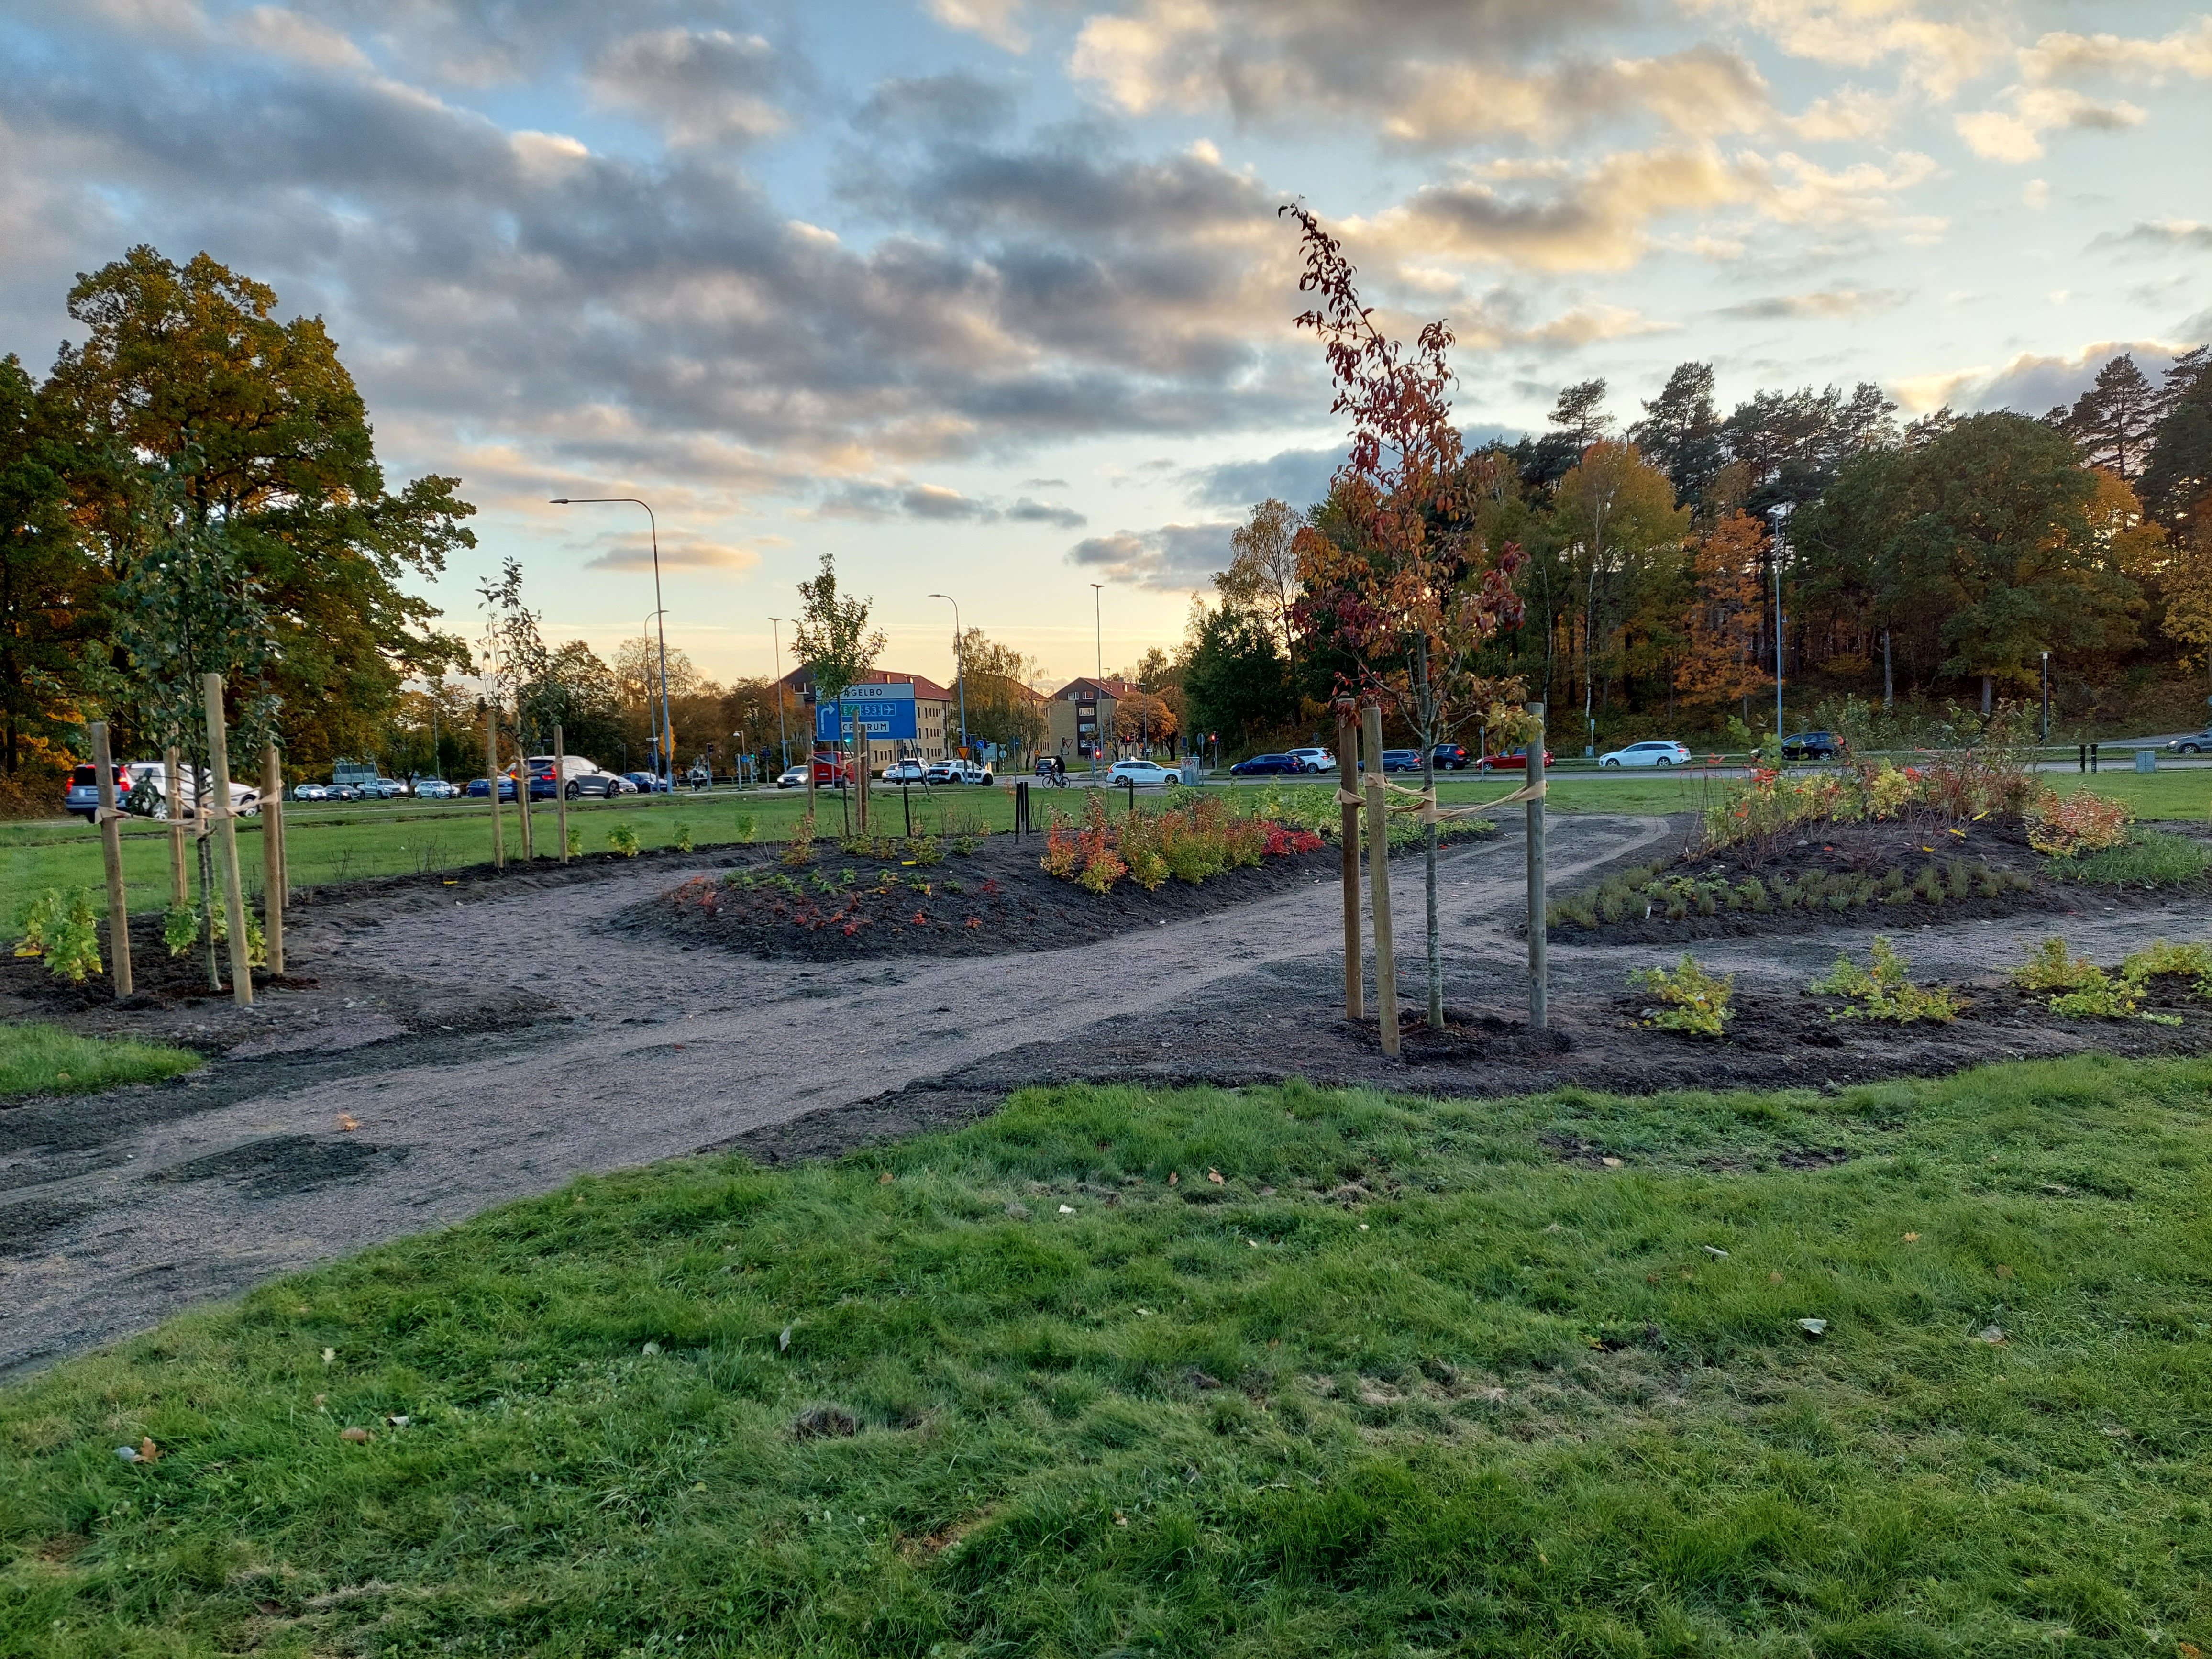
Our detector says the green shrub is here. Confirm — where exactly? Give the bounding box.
[1628,953,1734,1037]
[163,904,199,957]
[953,835,979,856]
[674,822,695,853]
[40,889,103,984]
[781,816,817,868]
[565,826,583,857]
[1809,936,1963,1023]
[608,824,641,858]
[905,835,943,867]
[2014,937,2100,993]
[2015,937,2180,1025]
[13,890,62,959]
[733,814,757,844]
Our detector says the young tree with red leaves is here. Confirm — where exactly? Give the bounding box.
[1281,202,1527,1031]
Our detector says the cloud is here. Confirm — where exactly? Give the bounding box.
[923,0,1029,53]
[1955,87,2144,164]
[1067,521,1237,590]
[2103,220,2212,251]
[1678,0,2005,100]
[581,530,761,572]
[1894,341,2202,418]
[855,72,1016,138]
[586,28,791,148]
[818,480,1085,527]
[1720,286,1912,320]
[2017,18,2212,87]
[229,6,373,71]
[1183,446,1342,509]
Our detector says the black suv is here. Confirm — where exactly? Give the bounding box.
[1429,743,1472,770]
[1781,730,1839,761]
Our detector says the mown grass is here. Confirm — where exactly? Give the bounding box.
[6,1058,2212,1655]
[0,1021,201,1099]
[2061,827,2212,886]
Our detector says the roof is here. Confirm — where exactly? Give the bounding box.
[1048,675,1139,701]
[780,666,955,703]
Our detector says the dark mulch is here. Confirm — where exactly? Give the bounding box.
[0,908,293,1014]
[610,832,1371,961]
[1547,814,2136,945]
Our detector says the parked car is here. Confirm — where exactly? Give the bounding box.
[810,752,853,787]
[1781,730,1839,761]
[561,770,628,799]
[1108,759,1177,785]
[2167,728,2212,754]
[1228,753,1303,776]
[1380,749,1424,772]
[63,763,131,820]
[1284,747,1337,773]
[624,770,673,794]
[775,764,810,789]
[292,781,331,802]
[1476,746,1553,772]
[881,759,930,785]
[359,776,407,800]
[465,776,518,801]
[1598,740,1692,768]
[326,783,363,802]
[410,777,460,800]
[1430,743,1472,771]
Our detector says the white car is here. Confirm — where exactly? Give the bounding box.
[776,765,809,789]
[1108,759,1177,785]
[1598,740,1692,768]
[1285,747,1337,773]
[925,760,994,785]
[292,781,330,802]
[881,759,930,785]
[411,777,461,799]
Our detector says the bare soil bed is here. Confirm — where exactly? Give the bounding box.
[613,833,1384,961]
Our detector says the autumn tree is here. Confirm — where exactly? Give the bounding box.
[1550,441,1689,753]
[1218,498,1304,689]
[793,551,885,791]
[1282,202,1528,1030]
[1112,688,1178,749]
[0,354,89,792]
[954,628,1048,758]
[1677,512,1771,716]
[46,246,474,768]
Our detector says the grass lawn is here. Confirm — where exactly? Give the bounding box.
[0,1022,202,1099]
[5,1057,2210,1655]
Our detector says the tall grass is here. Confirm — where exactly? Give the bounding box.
[0,1022,202,1098]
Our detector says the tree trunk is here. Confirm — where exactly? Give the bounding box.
[1981,674,1993,716]
[1416,641,1442,1031]
[1883,629,1893,709]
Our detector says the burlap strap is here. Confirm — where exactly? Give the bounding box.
[1333,774,1547,822]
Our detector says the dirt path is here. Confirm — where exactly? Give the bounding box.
[6,809,2208,1377]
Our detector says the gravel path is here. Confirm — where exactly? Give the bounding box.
[7,808,2211,1378]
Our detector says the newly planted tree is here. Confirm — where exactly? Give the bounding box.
[1281,203,1527,1029]
[793,553,885,826]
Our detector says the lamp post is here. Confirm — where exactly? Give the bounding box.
[552,496,674,790]
[643,608,667,779]
[928,592,967,764]
[1090,581,1104,776]
[2041,651,2051,745]
[769,616,790,771]
[1767,503,1793,746]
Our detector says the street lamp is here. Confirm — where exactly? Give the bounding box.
[643,608,667,778]
[552,496,674,790]
[928,593,968,765]
[2041,651,2051,744]
[1767,503,1793,746]
[1090,581,1104,776]
[768,616,790,770]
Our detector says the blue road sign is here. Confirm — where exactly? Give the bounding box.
[814,682,919,741]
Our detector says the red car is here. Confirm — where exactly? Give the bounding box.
[811,751,855,786]
[1477,747,1554,772]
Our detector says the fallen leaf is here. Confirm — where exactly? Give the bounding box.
[1114,1511,1129,1526]
[1979,1325,2007,1345]
[1769,1271,1785,1284]
[1646,1272,1661,1284]
[1902,1232,1920,1242]
[134,1436,159,1463]
[1267,1338,1279,1349]
[312,1394,327,1410]
[1600,1156,1623,1168]
[1206,1169,1225,1185]
[1994,1263,2014,1279]
[321,1348,335,1366]
[340,1427,371,1443]
[2179,1644,2201,1659]
[1797,1318,1828,1338]
[1167,1171,1179,1186]
[878,1171,894,1185]
[336,1114,359,1132]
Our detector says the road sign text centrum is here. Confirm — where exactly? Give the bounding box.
[813,683,919,741]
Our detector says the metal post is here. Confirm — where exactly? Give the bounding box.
[550,496,672,787]
[1526,702,1548,1032]
[554,722,570,863]
[164,745,188,908]
[1337,705,1362,1020]
[770,617,789,770]
[90,721,133,999]
[1090,583,1103,780]
[202,675,253,1006]
[485,702,504,870]
[1363,703,1398,1056]
[262,743,285,975]
[2041,652,2050,745]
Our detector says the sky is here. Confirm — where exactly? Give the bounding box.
[2,0,2208,692]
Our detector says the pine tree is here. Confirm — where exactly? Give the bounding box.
[2058,354,2159,480]
[1629,362,1725,507]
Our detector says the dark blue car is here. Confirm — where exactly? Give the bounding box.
[465,776,518,801]
[625,771,672,794]
[1228,753,1303,776]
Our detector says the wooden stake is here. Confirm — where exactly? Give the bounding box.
[164,745,187,907]
[554,722,570,863]
[515,734,533,862]
[1526,701,1548,1031]
[202,674,253,1006]
[1363,703,1398,1056]
[90,721,133,999]
[1336,705,1361,1020]
[484,703,504,871]
[262,743,285,976]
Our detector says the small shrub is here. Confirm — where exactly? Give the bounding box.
[1629,953,1734,1037]
[905,835,943,867]
[673,822,695,853]
[2028,788,2132,857]
[163,904,199,958]
[2122,938,2212,995]
[13,890,62,959]
[565,826,583,857]
[1809,936,1963,1023]
[608,824,641,858]
[781,817,817,868]
[733,814,757,844]
[2013,937,2100,993]
[41,890,103,984]
[953,835,978,856]
[2014,937,2178,1024]
[1041,824,1081,878]
[1076,848,1127,894]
